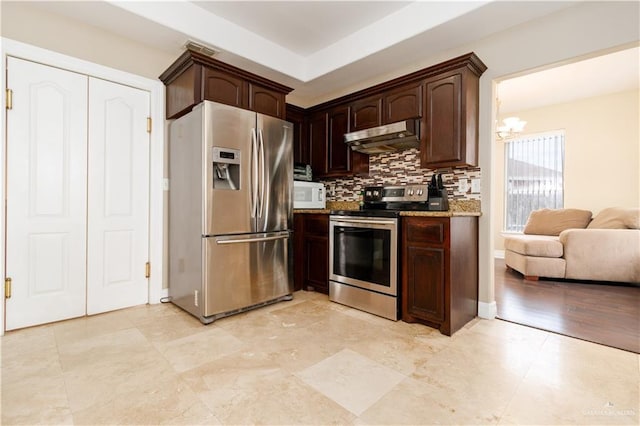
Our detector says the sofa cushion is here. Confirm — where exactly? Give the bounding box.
[523,208,592,236]
[504,234,563,258]
[587,207,640,230]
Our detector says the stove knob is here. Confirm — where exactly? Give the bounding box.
[373,190,379,197]
[408,189,414,196]
[417,189,423,196]
[365,190,371,197]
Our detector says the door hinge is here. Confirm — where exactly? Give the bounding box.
[6,89,13,110]
[5,278,12,299]
[145,262,151,278]
[146,117,152,133]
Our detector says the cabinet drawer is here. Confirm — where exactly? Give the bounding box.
[404,218,448,245]
[304,215,329,236]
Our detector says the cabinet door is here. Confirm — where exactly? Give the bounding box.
[286,104,309,164]
[293,214,305,291]
[384,83,422,123]
[404,246,445,323]
[249,83,285,118]
[350,96,382,131]
[327,105,351,175]
[305,236,329,294]
[298,214,329,294]
[203,67,248,109]
[422,72,463,166]
[308,111,328,177]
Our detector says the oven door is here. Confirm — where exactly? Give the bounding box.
[329,215,398,296]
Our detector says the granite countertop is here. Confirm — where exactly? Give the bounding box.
[294,199,481,217]
[293,209,332,214]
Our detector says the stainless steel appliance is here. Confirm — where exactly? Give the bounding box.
[329,184,438,320]
[168,101,294,324]
[343,119,420,154]
[293,181,326,209]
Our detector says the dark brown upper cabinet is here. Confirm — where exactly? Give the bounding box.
[421,61,482,169]
[308,110,328,177]
[203,67,247,110]
[327,105,351,175]
[350,96,382,132]
[286,104,309,165]
[383,83,422,124]
[307,106,368,178]
[304,53,485,172]
[249,83,285,119]
[159,50,292,119]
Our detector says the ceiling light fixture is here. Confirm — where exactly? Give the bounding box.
[496,116,527,140]
[495,82,527,141]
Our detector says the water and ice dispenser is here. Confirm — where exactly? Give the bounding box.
[212,147,240,190]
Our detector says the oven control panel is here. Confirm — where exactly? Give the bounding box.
[363,185,429,203]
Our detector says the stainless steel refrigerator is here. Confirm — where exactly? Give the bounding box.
[168,101,293,324]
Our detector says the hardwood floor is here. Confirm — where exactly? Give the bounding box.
[495,258,640,353]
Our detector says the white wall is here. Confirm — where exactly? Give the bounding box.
[0,1,175,80]
[494,89,640,250]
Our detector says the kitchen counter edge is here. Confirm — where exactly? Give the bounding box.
[293,209,481,217]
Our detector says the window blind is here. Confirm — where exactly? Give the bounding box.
[504,132,565,232]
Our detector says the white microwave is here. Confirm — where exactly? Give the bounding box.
[293,181,326,209]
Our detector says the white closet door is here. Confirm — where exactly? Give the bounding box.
[86,77,150,314]
[5,57,88,330]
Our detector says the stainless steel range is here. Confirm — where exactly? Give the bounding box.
[329,182,447,320]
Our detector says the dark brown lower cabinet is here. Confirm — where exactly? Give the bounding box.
[402,216,478,336]
[293,213,329,294]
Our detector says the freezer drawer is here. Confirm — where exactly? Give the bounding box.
[203,231,293,318]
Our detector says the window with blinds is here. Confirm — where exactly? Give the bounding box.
[504,131,565,232]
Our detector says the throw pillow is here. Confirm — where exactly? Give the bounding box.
[587,207,640,229]
[523,208,593,236]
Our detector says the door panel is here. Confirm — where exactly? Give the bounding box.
[86,77,150,315]
[256,114,293,233]
[204,102,256,236]
[204,232,292,317]
[5,57,88,330]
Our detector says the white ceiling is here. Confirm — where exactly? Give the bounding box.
[192,1,413,57]
[498,46,640,114]
[25,1,639,108]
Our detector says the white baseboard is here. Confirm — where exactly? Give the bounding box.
[494,250,505,259]
[478,301,497,319]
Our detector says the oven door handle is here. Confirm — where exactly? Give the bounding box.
[331,218,397,226]
[334,228,372,234]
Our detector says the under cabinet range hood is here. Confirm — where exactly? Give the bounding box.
[344,119,420,154]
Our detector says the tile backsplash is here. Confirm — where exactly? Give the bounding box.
[318,148,481,202]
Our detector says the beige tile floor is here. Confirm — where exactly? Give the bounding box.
[1,290,638,425]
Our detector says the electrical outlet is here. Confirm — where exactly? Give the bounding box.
[163,178,170,191]
[458,179,469,193]
[471,178,481,193]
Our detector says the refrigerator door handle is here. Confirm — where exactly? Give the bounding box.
[251,128,259,218]
[215,233,289,245]
[258,128,266,219]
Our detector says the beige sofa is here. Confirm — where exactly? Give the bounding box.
[504,208,640,283]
